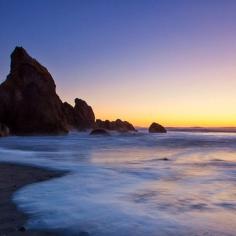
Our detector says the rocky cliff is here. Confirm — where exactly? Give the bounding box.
[0,47,95,135]
[0,47,68,135]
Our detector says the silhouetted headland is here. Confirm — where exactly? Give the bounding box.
[0,47,167,137]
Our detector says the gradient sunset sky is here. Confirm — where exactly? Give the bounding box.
[0,0,236,127]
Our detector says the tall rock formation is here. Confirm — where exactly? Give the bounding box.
[0,47,68,135]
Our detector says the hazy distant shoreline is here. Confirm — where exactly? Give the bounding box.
[136,127,236,133]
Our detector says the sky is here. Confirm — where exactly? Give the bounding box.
[0,0,236,127]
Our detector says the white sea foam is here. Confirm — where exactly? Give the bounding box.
[0,131,236,235]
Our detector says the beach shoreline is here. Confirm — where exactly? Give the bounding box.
[0,162,65,236]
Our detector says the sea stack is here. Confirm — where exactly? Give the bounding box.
[63,98,95,131]
[148,122,167,133]
[0,47,68,135]
[74,98,95,130]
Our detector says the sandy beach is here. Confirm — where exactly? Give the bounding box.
[0,162,65,236]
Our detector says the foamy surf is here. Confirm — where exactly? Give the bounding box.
[0,131,235,235]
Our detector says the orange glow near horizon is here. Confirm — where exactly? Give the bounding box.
[95,113,236,127]
[1,1,236,128]
[61,93,236,128]
[58,55,236,128]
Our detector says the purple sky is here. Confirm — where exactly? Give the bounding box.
[0,0,236,126]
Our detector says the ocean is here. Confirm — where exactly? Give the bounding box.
[0,131,236,235]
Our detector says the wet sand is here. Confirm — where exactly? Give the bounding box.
[0,162,65,236]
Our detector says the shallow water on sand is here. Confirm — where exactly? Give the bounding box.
[0,131,236,235]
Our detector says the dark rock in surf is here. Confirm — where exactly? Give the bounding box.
[158,157,169,161]
[149,122,166,133]
[0,47,68,135]
[96,119,136,132]
[0,123,10,137]
[18,226,26,232]
[90,128,110,136]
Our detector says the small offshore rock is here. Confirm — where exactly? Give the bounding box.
[158,157,169,161]
[149,122,167,133]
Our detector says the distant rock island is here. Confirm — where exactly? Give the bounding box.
[0,47,144,136]
[96,119,137,132]
[149,122,167,133]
